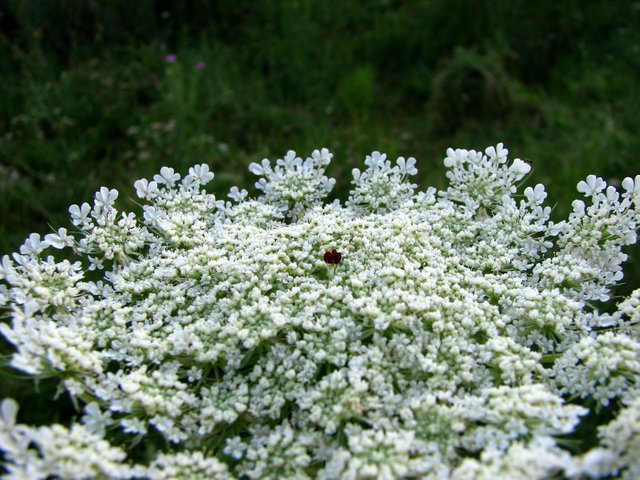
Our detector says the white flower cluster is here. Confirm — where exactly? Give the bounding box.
[1,144,639,479]
[0,398,132,479]
[570,396,640,480]
[249,149,335,220]
[552,332,640,406]
[613,287,640,337]
[593,396,640,479]
[348,152,417,213]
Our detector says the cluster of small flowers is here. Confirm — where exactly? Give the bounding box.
[0,398,229,479]
[439,143,531,210]
[248,149,335,220]
[0,398,132,479]
[533,174,640,302]
[552,332,640,406]
[0,143,639,479]
[348,152,417,213]
[614,288,640,336]
[592,396,640,479]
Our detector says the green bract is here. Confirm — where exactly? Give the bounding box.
[1,145,640,479]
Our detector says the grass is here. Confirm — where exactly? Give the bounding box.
[0,0,639,427]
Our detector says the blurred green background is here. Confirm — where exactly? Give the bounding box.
[1,0,639,251]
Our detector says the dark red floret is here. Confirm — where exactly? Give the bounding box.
[323,249,342,265]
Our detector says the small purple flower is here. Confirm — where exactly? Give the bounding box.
[165,54,178,64]
[195,61,206,70]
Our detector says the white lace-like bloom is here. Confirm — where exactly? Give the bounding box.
[579,397,640,480]
[613,287,640,337]
[0,144,639,478]
[248,149,336,220]
[453,436,576,480]
[552,332,640,406]
[146,451,231,479]
[0,399,132,479]
[441,143,531,211]
[348,152,418,213]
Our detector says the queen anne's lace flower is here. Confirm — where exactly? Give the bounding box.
[1,145,639,479]
[571,397,640,480]
[249,149,336,220]
[146,451,231,480]
[551,332,640,406]
[348,152,417,214]
[0,399,132,479]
